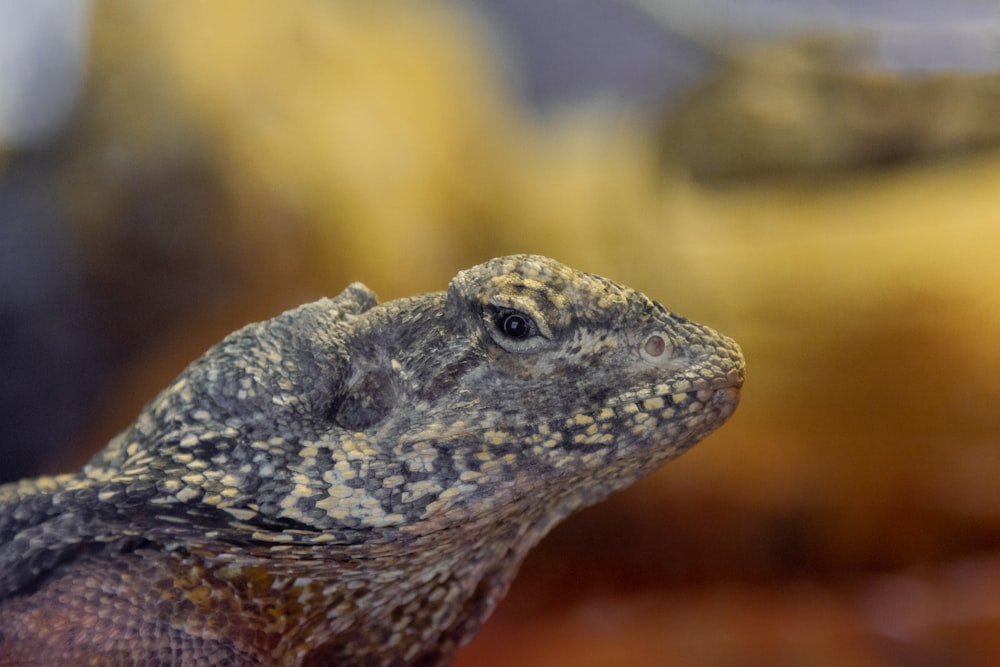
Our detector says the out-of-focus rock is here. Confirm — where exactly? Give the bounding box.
[663,37,1000,179]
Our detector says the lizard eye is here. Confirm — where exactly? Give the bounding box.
[483,303,550,353]
[495,310,535,340]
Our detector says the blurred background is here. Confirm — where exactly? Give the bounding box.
[2,1,1000,664]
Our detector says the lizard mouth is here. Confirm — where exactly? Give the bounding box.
[605,365,743,414]
[396,370,743,451]
[523,378,741,461]
[599,381,740,432]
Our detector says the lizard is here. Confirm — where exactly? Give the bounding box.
[0,254,744,666]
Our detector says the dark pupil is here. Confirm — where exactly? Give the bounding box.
[499,312,530,339]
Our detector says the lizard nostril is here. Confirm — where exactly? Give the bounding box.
[642,334,668,359]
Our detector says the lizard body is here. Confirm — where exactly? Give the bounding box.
[0,254,744,666]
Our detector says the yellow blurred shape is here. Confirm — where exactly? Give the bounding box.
[156,0,515,291]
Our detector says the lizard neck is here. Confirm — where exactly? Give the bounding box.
[153,505,541,665]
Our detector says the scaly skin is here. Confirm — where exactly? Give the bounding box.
[0,254,744,666]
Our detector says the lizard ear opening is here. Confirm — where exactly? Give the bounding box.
[331,366,396,431]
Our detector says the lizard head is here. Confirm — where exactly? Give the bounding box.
[331,254,744,533]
